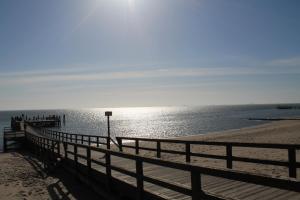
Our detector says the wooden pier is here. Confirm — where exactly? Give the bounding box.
[3,115,61,152]
[22,127,300,200]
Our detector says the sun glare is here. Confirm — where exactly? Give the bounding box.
[127,0,135,11]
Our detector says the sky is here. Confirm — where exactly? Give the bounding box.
[0,0,300,110]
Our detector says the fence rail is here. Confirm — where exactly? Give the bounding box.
[116,136,300,178]
[40,129,110,148]
[3,127,13,132]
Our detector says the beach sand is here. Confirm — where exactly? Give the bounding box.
[0,151,102,200]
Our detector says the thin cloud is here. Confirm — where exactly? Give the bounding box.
[267,56,300,67]
[1,66,300,87]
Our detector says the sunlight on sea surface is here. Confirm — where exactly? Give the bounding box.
[62,107,190,138]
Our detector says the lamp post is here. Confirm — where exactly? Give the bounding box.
[105,111,112,149]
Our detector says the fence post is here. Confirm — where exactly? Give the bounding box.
[75,134,78,144]
[81,135,84,144]
[38,137,41,158]
[88,136,91,146]
[105,152,112,190]
[116,138,123,152]
[87,146,91,174]
[43,138,46,169]
[226,144,233,169]
[97,137,99,147]
[191,169,205,200]
[3,137,6,152]
[74,144,78,170]
[57,141,61,158]
[50,140,54,169]
[288,148,297,178]
[157,141,161,158]
[63,142,68,159]
[135,139,139,154]
[136,159,144,200]
[186,142,191,162]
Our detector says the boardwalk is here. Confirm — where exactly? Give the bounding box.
[25,126,300,200]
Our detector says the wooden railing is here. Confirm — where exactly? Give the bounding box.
[3,127,26,152]
[116,137,300,178]
[24,130,300,200]
[25,132,60,171]
[37,128,300,178]
[3,127,14,133]
[40,129,110,148]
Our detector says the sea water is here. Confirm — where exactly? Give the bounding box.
[1,105,300,151]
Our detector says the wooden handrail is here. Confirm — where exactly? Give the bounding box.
[116,136,300,149]
[25,131,300,200]
[32,127,300,179]
[116,136,300,178]
[39,129,110,148]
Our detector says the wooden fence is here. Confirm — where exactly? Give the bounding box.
[3,127,25,152]
[41,129,110,148]
[115,137,300,178]
[24,129,300,200]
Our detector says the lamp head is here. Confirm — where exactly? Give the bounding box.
[105,111,112,116]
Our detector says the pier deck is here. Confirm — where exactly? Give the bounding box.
[94,154,300,200]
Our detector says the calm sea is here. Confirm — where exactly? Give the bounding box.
[1,105,300,151]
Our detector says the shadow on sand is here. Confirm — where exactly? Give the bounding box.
[19,150,103,200]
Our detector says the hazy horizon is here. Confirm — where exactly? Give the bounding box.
[1,103,300,112]
[1,0,300,110]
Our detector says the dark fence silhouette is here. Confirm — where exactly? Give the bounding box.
[3,127,25,151]
[24,127,300,200]
[40,129,110,148]
[38,129,300,178]
[115,137,300,178]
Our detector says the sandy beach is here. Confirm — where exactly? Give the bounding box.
[0,151,101,200]
[0,120,299,199]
